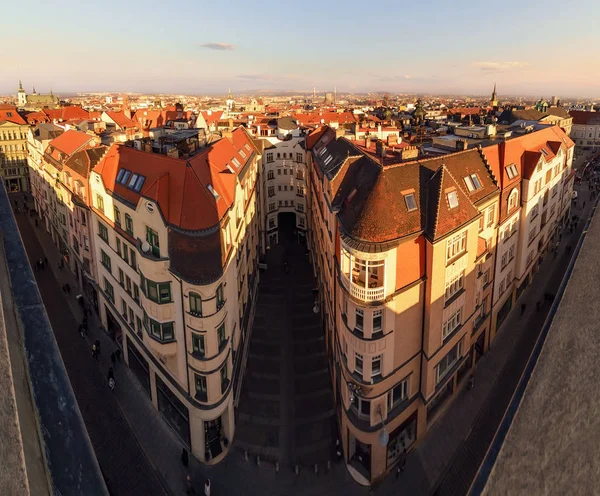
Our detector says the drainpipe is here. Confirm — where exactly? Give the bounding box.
[178,275,191,394]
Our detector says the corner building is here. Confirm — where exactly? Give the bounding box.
[89,128,261,464]
[306,127,500,484]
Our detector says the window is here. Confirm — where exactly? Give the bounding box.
[508,245,515,261]
[217,323,226,351]
[478,216,484,233]
[404,193,417,211]
[297,203,304,213]
[446,231,466,261]
[127,173,146,192]
[103,277,114,303]
[447,190,459,209]
[463,174,482,192]
[122,244,129,263]
[296,153,303,162]
[194,374,207,400]
[499,279,505,294]
[506,164,519,179]
[125,214,133,236]
[101,250,112,272]
[266,152,273,163]
[388,378,409,411]
[239,148,247,159]
[141,274,171,304]
[159,283,171,303]
[355,308,364,332]
[372,355,382,380]
[437,340,462,383]
[351,397,371,421]
[373,309,383,334]
[269,202,276,212]
[114,206,121,226]
[508,190,518,211]
[145,227,160,257]
[533,179,542,195]
[220,364,229,394]
[116,238,121,257]
[277,169,281,175]
[531,204,539,219]
[442,308,462,341]
[445,270,464,301]
[528,226,537,245]
[136,316,142,336]
[116,169,131,185]
[130,250,137,270]
[485,205,495,227]
[216,284,225,309]
[128,307,135,325]
[192,333,205,357]
[96,194,104,213]
[143,312,174,341]
[121,298,127,317]
[189,293,202,316]
[355,352,364,375]
[501,252,508,269]
[118,268,124,286]
[267,170,274,180]
[98,221,108,242]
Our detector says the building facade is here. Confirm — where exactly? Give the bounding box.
[306,126,500,484]
[0,105,31,192]
[569,110,600,149]
[89,127,261,464]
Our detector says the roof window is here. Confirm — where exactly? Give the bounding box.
[127,173,146,192]
[231,157,241,168]
[319,146,328,157]
[116,168,132,185]
[226,165,235,173]
[347,187,358,203]
[447,190,459,209]
[324,155,333,166]
[540,148,549,157]
[506,164,519,179]
[244,143,252,152]
[239,149,247,159]
[207,184,220,200]
[463,174,482,192]
[404,193,417,211]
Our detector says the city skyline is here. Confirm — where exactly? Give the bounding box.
[2,0,600,98]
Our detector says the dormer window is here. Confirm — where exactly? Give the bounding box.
[463,174,482,192]
[404,193,417,211]
[508,189,519,211]
[231,157,241,168]
[506,164,519,179]
[447,190,459,209]
[540,148,549,157]
[324,155,333,166]
[207,184,220,200]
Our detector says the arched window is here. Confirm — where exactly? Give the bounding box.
[508,189,518,211]
[189,292,202,316]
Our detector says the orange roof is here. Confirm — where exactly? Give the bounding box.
[293,111,356,127]
[105,111,136,130]
[48,130,95,157]
[0,106,26,125]
[95,127,257,231]
[25,111,49,125]
[201,111,224,126]
[43,106,89,123]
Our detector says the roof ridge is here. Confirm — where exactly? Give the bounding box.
[430,167,445,239]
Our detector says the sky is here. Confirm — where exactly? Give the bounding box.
[2,0,600,98]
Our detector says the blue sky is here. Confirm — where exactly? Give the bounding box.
[2,0,600,97]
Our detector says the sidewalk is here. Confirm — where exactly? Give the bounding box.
[15,178,592,496]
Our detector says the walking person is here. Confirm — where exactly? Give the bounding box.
[92,342,98,360]
[181,447,189,468]
[185,474,195,495]
[43,256,48,267]
[204,478,211,496]
[115,348,122,363]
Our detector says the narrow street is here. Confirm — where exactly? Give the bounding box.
[13,201,166,496]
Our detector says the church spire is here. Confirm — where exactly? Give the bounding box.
[227,87,233,100]
[19,80,23,91]
[491,83,498,107]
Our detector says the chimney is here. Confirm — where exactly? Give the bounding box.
[365,136,371,149]
[456,139,468,151]
[229,118,234,129]
[387,134,398,146]
[376,140,386,158]
[378,124,383,140]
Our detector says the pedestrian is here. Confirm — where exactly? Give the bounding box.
[108,376,115,391]
[108,366,114,381]
[583,201,586,209]
[115,349,121,362]
[92,343,98,360]
[186,474,195,495]
[520,303,526,316]
[468,374,475,389]
[66,283,71,295]
[78,323,86,338]
[204,478,211,496]
[44,256,48,267]
[181,447,189,468]
[95,340,101,358]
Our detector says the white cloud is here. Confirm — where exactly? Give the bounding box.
[473,61,529,73]
[198,42,235,51]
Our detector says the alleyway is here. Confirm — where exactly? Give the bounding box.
[236,212,335,468]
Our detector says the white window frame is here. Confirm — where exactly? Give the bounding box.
[436,340,462,384]
[446,231,467,261]
[442,308,462,341]
[445,269,465,301]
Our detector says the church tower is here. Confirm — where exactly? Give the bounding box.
[226,88,234,115]
[491,83,498,108]
[17,81,27,108]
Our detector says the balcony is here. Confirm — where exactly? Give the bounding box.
[340,271,385,302]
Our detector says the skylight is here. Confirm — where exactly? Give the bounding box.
[244,143,252,152]
[540,148,549,157]
[239,149,247,159]
[324,155,333,166]
[116,168,132,185]
[506,164,519,179]
[404,193,417,211]
[464,174,482,192]
[226,165,235,173]
[319,146,328,157]
[231,157,241,168]
[447,191,459,209]
[207,184,220,200]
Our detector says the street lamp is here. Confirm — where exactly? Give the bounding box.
[347,382,363,404]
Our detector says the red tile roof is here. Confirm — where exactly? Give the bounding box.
[25,111,49,125]
[95,127,257,231]
[0,106,26,125]
[293,111,357,127]
[48,130,96,157]
[569,110,600,126]
[105,111,136,130]
[43,106,89,123]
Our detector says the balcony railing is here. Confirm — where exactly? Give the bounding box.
[341,271,385,302]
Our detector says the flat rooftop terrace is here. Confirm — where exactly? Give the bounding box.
[483,204,600,495]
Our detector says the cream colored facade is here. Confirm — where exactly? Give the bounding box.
[89,140,261,464]
[0,120,30,192]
